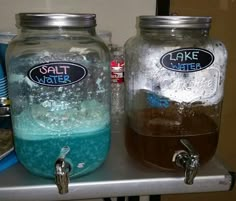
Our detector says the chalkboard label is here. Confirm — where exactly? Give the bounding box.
[160,48,214,73]
[28,62,87,87]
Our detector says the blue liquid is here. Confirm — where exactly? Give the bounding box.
[14,126,110,178]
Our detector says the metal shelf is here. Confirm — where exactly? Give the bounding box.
[0,116,233,201]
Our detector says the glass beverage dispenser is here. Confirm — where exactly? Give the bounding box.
[6,13,111,193]
[124,16,227,184]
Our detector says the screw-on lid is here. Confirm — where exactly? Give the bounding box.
[139,16,212,29]
[16,13,96,28]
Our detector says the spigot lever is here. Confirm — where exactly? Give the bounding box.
[175,139,200,185]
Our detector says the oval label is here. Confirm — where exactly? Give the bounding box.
[28,62,88,87]
[160,48,214,73]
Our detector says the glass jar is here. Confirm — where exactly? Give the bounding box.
[124,16,227,171]
[6,13,111,179]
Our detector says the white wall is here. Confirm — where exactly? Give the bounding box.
[0,0,156,45]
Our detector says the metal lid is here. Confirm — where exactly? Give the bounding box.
[139,16,212,29]
[16,13,96,28]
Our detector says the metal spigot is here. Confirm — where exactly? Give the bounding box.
[55,146,71,194]
[174,139,200,185]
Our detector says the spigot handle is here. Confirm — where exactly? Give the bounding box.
[180,139,200,169]
[180,139,198,156]
[55,158,71,194]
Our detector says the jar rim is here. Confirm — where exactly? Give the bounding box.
[139,16,212,29]
[16,13,97,28]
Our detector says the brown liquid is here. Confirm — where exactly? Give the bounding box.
[125,108,219,170]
